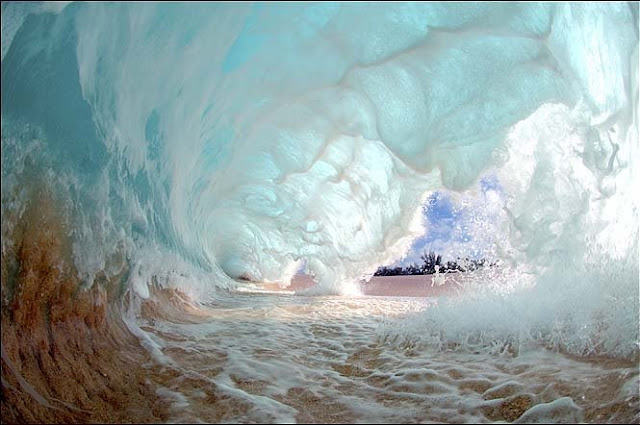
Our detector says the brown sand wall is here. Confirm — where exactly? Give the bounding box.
[1,190,169,423]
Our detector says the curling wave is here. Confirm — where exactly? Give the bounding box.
[1,2,638,422]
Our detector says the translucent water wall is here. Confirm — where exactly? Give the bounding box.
[2,2,638,348]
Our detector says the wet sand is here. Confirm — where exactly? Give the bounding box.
[284,272,477,297]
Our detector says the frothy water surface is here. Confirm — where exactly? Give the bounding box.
[137,287,638,423]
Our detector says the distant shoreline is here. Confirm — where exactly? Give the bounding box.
[275,273,479,297]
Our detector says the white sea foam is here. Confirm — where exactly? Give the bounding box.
[137,291,638,423]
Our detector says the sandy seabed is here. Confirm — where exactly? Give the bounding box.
[1,198,638,423]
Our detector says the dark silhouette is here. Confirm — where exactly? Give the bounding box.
[373,250,495,276]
